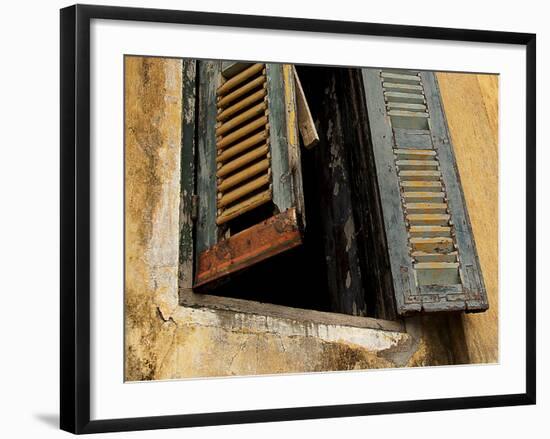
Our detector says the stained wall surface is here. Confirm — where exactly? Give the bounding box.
[124,56,498,381]
[437,73,499,364]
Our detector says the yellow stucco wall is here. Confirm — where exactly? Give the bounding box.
[124,57,498,381]
[124,57,184,380]
[437,73,499,364]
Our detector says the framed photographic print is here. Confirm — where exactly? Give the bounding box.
[60,4,536,434]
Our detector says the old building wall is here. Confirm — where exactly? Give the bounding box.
[124,56,498,381]
[437,73,499,364]
[124,56,184,380]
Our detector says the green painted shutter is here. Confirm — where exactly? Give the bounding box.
[362,68,488,315]
[194,61,305,288]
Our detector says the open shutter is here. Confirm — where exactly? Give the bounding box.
[194,61,304,288]
[362,68,488,315]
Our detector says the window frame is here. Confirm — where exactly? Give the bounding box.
[180,61,489,320]
[179,59,405,326]
[178,285,406,334]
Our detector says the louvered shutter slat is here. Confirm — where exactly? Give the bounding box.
[214,63,271,225]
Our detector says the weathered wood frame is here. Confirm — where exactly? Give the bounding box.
[178,59,197,293]
[341,68,399,320]
[305,67,370,317]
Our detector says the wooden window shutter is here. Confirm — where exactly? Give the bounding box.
[194,61,305,288]
[361,68,489,315]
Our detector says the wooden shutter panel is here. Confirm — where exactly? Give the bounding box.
[362,68,489,315]
[194,61,304,288]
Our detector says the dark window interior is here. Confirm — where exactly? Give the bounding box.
[195,65,396,320]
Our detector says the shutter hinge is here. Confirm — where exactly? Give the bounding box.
[191,195,199,221]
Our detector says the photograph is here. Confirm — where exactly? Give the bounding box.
[0,0,542,436]
[124,57,497,381]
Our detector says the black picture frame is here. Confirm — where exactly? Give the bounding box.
[60,4,536,434]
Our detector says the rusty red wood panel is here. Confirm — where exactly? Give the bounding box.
[194,208,302,288]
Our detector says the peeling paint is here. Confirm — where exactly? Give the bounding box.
[171,304,408,351]
[344,214,354,252]
[345,271,352,289]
